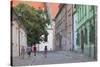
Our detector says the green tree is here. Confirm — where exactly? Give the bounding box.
[14,3,50,46]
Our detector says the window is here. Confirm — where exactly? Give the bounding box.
[44,33,48,42]
[78,8,80,22]
[84,6,85,16]
[82,5,84,18]
[85,6,87,16]
[77,11,79,23]
[80,7,81,22]
[79,7,81,21]
[95,6,97,14]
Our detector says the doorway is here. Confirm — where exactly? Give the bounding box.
[81,30,84,53]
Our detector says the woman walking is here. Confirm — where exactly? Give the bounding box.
[44,46,48,58]
[32,43,37,56]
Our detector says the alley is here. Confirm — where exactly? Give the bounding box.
[13,50,95,66]
[11,1,97,66]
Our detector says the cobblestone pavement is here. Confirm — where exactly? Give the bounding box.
[13,50,96,66]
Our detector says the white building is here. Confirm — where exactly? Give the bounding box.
[36,3,54,51]
[12,10,27,57]
[37,29,53,51]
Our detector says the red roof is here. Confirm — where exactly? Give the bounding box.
[12,0,59,19]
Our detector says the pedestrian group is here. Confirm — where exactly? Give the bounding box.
[20,42,48,59]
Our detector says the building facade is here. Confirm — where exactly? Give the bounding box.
[76,5,97,59]
[12,9,27,57]
[36,3,54,51]
[54,4,73,51]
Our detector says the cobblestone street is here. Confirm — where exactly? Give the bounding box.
[13,51,96,66]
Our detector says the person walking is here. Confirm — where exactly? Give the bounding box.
[44,46,48,58]
[26,47,31,57]
[21,46,25,59]
[32,43,37,56]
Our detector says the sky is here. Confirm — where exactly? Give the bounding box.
[12,0,59,19]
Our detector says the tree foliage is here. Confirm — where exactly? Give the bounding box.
[14,3,50,46]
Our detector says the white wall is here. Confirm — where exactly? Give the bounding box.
[37,29,53,51]
[48,30,53,50]
[12,20,19,57]
[19,28,27,47]
[12,20,27,57]
[19,28,27,53]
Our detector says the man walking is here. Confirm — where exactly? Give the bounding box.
[21,46,25,59]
